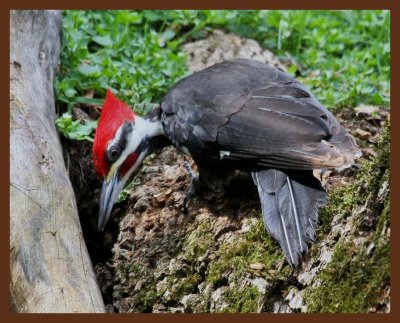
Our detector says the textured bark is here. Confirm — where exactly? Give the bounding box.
[10,10,105,313]
[98,30,389,313]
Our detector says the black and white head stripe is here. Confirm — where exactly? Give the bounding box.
[105,120,134,164]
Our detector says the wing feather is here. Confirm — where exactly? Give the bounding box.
[161,59,360,168]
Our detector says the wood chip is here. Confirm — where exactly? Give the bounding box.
[249,263,266,270]
[355,128,371,140]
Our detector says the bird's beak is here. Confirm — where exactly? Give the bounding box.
[98,170,124,231]
[97,148,149,231]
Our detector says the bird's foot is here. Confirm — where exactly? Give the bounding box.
[182,159,202,213]
[183,176,203,214]
[319,168,327,181]
[184,160,197,179]
[334,163,360,175]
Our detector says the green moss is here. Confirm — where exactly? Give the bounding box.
[304,120,390,313]
[141,288,158,311]
[170,272,202,300]
[206,219,285,285]
[159,220,214,303]
[221,286,261,313]
[319,119,390,236]
[305,232,390,313]
[245,218,286,267]
[113,261,159,312]
[183,221,215,261]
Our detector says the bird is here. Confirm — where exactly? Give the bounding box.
[92,59,361,266]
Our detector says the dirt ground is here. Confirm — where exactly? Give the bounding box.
[63,30,390,313]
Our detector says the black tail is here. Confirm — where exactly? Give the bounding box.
[251,169,327,267]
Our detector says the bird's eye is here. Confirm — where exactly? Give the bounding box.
[107,144,121,163]
[110,148,119,158]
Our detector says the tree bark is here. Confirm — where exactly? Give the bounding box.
[10,10,105,313]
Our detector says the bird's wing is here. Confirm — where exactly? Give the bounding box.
[161,59,359,168]
[216,85,359,169]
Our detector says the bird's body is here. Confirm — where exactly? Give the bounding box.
[161,59,357,170]
[93,59,361,266]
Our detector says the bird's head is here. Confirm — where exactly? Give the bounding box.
[93,89,163,230]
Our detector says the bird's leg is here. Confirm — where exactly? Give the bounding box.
[183,160,205,213]
[183,177,203,213]
[319,169,324,181]
[182,160,237,213]
[184,160,197,180]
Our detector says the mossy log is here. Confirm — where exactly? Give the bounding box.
[10,10,105,313]
[107,119,390,313]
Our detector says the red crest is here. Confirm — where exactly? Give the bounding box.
[93,89,135,176]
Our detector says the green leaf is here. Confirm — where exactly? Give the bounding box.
[64,88,77,98]
[287,64,298,76]
[56,9,390,123]
[55,112,98,141]
[92,35,112,46]
[74,97,105,105]
[161,29,176,41]
[77,64,102,76]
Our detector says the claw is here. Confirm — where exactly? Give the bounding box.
[183,195,190,214]
[182,176,203,214]
[334,163,359,175]
[182,160,200,214]
[184,160,197,179]
[319,168,326,181]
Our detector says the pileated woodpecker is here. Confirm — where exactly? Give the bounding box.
[93,59,361,266]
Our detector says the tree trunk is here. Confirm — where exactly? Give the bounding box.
[10,10,105,313]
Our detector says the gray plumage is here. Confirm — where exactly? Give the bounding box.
[159,59,360,266]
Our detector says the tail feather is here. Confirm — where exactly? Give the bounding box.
[252,169,327,266]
